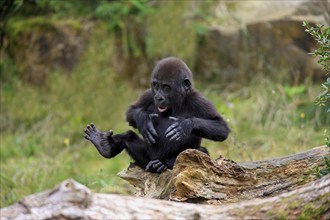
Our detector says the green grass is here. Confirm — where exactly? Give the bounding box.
[201,79,329,162]
[1,23,329,208]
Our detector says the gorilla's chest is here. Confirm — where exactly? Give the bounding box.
[152,116,174,139]
[151,115,196,149]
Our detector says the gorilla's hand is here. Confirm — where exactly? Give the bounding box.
[84,123,114,158]
[84,123,113,147]
[137,113,158,145]
[165,118,193,141]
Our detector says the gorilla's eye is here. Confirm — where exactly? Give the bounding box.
[183,78,191,88]
[153,82,160,90]
[163,84,171,92]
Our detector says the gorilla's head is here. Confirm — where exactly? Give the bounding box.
[151,57,193,114]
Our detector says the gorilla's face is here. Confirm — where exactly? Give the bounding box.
[151,79,173,113]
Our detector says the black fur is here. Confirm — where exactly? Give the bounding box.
[84,57,230,173]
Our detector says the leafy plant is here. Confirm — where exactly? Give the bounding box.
[303,22,330,178]
[323,129,330,175]
[303,22,330,112]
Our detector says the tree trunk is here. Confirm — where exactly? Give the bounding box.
[1,146,329,219]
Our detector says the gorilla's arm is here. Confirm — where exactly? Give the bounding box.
[126,89,153,128]
[190,116,230,141]
[126,89,158,145]
[165,91,230,142]
[165,116,229,142]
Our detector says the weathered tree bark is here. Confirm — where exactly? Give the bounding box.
[118,145,329,203]
[1,146,329,220]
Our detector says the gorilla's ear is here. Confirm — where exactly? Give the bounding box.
[183,78,191,92]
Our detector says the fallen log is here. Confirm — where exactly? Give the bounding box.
[1,146,329,219]
[1,175,329,219]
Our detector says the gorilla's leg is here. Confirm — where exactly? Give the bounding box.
[124,131,168,173]
[162,147,209,170]
[163,155,177,169]
[85,125,157,171]
[197,146,209,155]
[162,146,209,170]
[123,131,152,169]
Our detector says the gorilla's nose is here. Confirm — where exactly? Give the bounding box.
[155,95,165,103]
[157,97,164,102]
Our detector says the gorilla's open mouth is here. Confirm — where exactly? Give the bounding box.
[158,106,168,113]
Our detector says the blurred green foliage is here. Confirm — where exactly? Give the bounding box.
[94,0,153,57]
[94,0,152,31]
[1,0,100,17]
[146,0,196,64]
[1,0,213,62]
[145,0,214,65]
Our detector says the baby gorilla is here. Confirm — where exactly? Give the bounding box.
[84,57,230,173]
